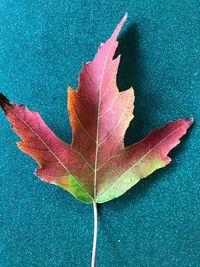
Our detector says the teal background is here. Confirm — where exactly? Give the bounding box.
[0,0,199,266]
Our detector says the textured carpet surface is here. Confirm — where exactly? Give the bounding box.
[0,1,199,266]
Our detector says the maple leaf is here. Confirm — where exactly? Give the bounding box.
[0,14,193,205]
[0,13,194,267]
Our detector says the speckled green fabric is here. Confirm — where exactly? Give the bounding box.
[0,1,199,266]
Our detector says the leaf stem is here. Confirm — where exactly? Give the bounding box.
[91,201,98,267]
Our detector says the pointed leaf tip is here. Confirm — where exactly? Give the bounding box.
[0,93,10,110]
[186,117,194,126]
[111,13,128,41]
[124,12,128,20]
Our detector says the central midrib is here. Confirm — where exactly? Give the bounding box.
[93,41,114,200]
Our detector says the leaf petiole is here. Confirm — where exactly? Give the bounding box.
[91,201,98,267]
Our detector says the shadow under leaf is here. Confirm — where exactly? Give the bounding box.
[115,23,160,146]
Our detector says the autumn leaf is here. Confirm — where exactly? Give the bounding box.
[0,14,194,266]
[0,14,193,204]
